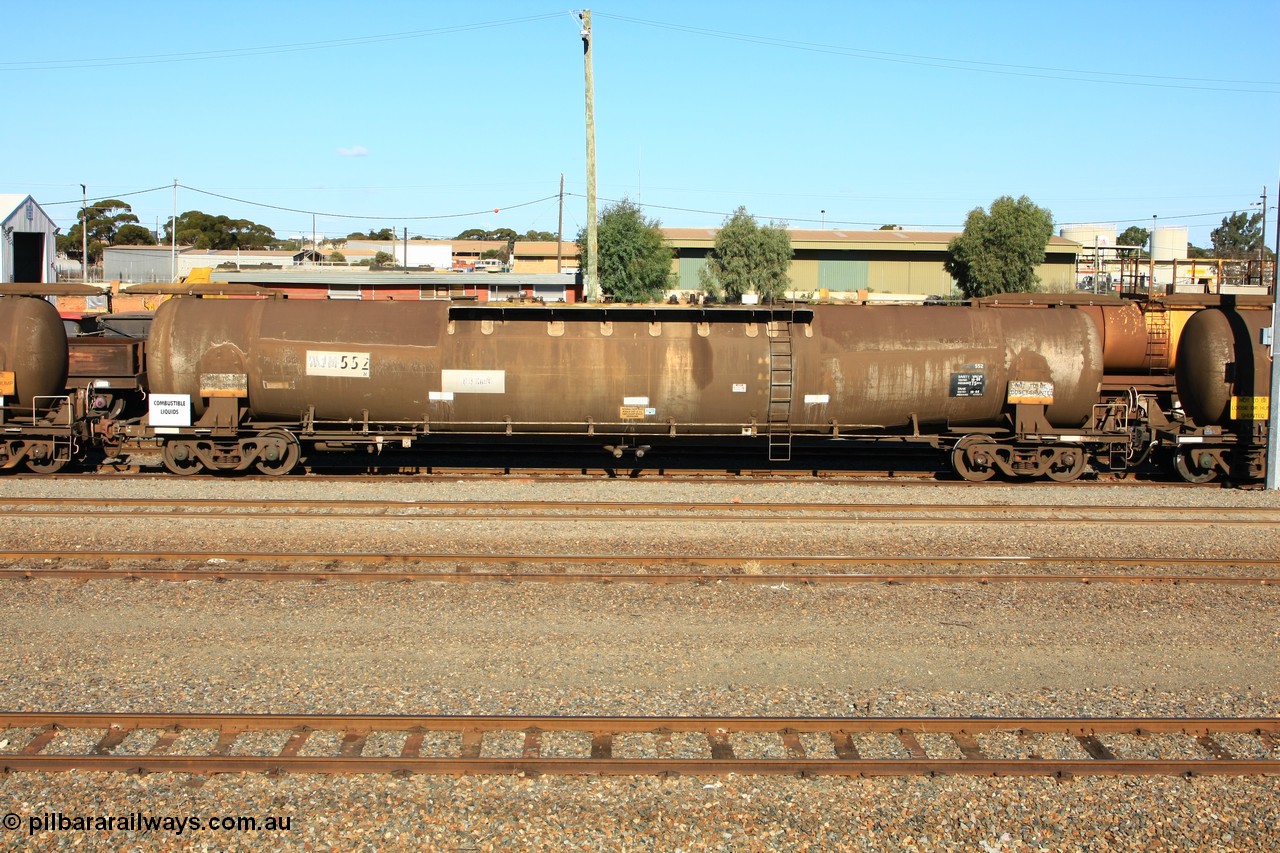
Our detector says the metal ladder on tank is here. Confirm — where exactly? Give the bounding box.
[1144,307,1171,374]
[767,317,794,462]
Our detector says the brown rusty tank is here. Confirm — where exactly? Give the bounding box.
[147,298,450,422]
[148,298,1103,434]
[978,295,1158,373]
[1175,307,1273,425]
[796,304,1103,429]
[0,296,68,406]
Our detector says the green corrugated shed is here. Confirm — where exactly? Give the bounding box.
[677,256,707,291]
[818,260,868,292]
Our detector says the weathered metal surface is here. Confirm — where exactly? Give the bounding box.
[4,566,1280,585]
[66,338,145,381]
[148,298,449,421]
[1176,307,1274,425]
[148,300,1106,435]
[799,304,1103,428]
[0,295,67,405]
[1,496,1279,523]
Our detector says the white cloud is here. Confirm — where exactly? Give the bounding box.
[337,145,369,157]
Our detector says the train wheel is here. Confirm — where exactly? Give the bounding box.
[1045,447,1086,482]
[25,455,67,475]
[951,435,997,482]
[162,441,205,476]
[1172,448,1217,484]
[254,430,301,476]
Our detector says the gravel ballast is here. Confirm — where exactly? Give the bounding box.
[0,476,1277,851]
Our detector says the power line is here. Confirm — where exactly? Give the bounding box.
[40,184,175,207]
[595,12,1280,95]
[0,13,571,72]
[571,192,1265,232]
[178,184,559,221]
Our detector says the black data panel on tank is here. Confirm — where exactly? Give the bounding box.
[950,372,986,397]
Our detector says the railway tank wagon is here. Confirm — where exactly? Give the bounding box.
[1171,304,1273,481]
[142,296,1131,480]
[0,295,72,471]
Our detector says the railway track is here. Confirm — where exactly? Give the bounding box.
[0,497,1277,526]
[2,550,1279,585]
[2,712,1276,777]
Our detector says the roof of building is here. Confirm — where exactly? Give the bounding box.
[514,241,579,256]
[662,227,1080,252]
[208,270,578,286]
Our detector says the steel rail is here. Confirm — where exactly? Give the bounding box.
[0,497,1275,524]
[0,567,1277,586]
[2,713,1276,777]
[0,550,1276,570]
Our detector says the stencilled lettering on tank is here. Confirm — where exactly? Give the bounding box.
[306,351,371,378]
[441,370,506,394]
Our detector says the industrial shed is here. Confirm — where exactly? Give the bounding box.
[664,228,1080,299]
[0,194,58,283]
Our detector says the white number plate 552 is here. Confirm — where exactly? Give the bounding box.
[306,350,371,378]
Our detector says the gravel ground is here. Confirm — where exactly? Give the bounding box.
[0,476,1278,851]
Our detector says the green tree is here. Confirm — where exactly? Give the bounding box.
[327,251,347,264]
[577,199,672,303]
[348,228,397,241]
[944,195,1054,298]
[698,206,793,303]
[456,227,557,241]
[113,223,158,246]
[56,199,142,264]
[166,210,276,250]
[1117,226,1150,258]
[371,251,395,268]
[1210,211,1265,259]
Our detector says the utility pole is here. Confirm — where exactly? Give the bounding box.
[1267,177,1280,490]
[171,179,178,282]
[1149,215,1157,293]
[79,184,88,284]
[1260,186,1268,288]
[581,10,598,302]
[557,173,565,274]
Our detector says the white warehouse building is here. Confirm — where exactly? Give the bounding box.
[0,194,58,283]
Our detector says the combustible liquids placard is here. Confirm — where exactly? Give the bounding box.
[149,394,192,427]
[306,351,371,378]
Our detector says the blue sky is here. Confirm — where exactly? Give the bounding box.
[5,1,1278,248]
